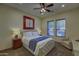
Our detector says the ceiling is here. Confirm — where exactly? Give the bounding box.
[4,3,79,18]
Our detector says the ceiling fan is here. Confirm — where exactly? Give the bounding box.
[33,3,54,14]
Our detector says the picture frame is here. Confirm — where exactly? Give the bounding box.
[23,16,35,29]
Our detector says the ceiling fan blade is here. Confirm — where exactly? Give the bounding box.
[33,8,41,10]
[46,9,51,12]
[46,4,54,7]
[46,9,53,12]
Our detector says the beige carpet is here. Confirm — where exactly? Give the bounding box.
[0,42,74,56]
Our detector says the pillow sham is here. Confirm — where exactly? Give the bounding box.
[23,32,33,37]
[32,32,39,36]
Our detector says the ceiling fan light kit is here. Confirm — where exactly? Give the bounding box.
[41,12,44,15]
[40,8,46,12]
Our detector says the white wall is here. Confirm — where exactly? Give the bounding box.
[0,5,41,50]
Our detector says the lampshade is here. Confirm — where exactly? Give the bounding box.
[11,28,22,39]
[36,28,41,34]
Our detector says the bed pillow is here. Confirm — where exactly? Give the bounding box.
[23,32,27,36]
[24,32,33,37]
[32,32,39,36]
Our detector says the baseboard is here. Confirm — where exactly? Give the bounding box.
[0,47,12,52]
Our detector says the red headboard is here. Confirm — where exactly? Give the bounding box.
[23,16,35,30]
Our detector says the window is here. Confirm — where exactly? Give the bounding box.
[47,19,65,37]
[47,21,55,36]
[56,20,65,36]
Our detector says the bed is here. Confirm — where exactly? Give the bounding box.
[22,31,55,56]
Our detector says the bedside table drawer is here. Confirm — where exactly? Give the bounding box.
[13,39,22,49]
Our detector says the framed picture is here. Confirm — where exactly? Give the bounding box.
[23,16,35,29]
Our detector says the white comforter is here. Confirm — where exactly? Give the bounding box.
[22,36,55,56]
[22,36,42,47]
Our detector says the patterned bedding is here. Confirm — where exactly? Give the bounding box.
[29,36,50,51]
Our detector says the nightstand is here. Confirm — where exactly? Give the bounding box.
[13,39,22,49]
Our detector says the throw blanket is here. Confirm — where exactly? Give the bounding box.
[29,36,50,51]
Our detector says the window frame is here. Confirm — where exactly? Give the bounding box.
[56,18,66,37]
[47,18,66,37]
[47,20,56,36]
